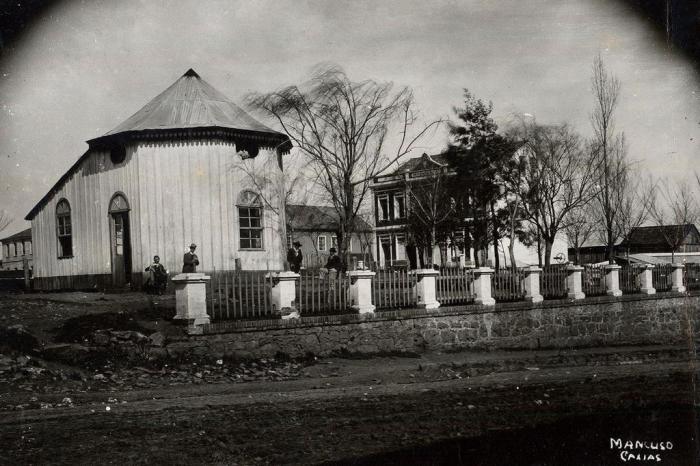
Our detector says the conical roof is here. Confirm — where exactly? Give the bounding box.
[89,68,287,145]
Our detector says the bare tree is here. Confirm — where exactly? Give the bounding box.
[0,210,11,235]
[247,64,441,268]
[403,168,456,267]
[563,203,597,265]
[590,54,623,263]
[516,122,601,265]
[591,140,656,261]
[650,178,699,262]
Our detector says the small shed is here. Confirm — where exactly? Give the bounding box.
[26,69,291,290]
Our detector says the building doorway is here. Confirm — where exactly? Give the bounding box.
[109,193,132,287]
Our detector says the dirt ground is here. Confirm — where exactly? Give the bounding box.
[1,292,699,465]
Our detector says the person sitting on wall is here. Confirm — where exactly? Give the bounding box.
[182,243,199,273]
[325,247,342,277]
[144,255,168,295]
[287,241,303,273]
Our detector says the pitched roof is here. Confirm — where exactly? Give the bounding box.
[620,224,700,247]
[89,69,287,146]
[0,227,31,242]
[286,205,373,232]
[394,152,449,174]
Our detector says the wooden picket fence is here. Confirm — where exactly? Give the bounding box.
[491,268,525,302]
[372,269,417,309]
[619,265,641,294]
[653,264,673,292]
[540,265,568,299]
[582,265,607,297]
[296,270,351,315]
[436,267,475,305]
[208,270,275,321]
[684,263,700,291]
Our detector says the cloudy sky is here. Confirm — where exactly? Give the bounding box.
[1,0,699,236]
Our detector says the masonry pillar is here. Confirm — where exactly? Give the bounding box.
[347,270,376,314]
[172,273,211,327]
[604,264,622,297]
[638,264,655,295]
[522,266,543,303]
[411,269,440,310]
[269,271,300,319]
[566,264,585,300]
[670,263,686,293]
[473,267,495,306]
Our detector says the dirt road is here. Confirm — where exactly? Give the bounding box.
[1,346,698,465]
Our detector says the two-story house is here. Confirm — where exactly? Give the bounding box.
[370,153,469,269]
[0,228,33,271]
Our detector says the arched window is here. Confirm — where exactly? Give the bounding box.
[56,199,73,258]
[237,191,263,250]
[109,193,130,213]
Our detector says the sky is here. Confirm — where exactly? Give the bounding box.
[1,0,699,236]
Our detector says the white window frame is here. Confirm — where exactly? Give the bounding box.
[393,193,406,219]
[378,194,390,221]
[331,235,338,251]
[318,235,327,252]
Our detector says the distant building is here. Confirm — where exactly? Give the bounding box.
[286,205,374,269]
[25,69,291,290]
[0,228,32,271]
[569,224,700,265]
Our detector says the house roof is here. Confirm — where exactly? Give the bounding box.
[88,68,288,148]
[0,227,31,242]
[286,205,373,232]
[394,152,449,174]
[620,224,700,248]
[26,69,292,221]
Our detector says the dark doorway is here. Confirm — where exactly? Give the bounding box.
[109,194,132,287]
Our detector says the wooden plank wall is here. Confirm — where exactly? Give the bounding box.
[31,147,141,280]
[31,139,285,286]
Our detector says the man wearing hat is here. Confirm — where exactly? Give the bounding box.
[182,243,200,273]
[325,247,342,272]
[287,241,303,273]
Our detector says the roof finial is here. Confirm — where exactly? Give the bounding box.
[183,68,200,78]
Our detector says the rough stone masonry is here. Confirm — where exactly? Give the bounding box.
[164,293,700,360]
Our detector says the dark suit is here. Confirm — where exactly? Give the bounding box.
[325,254,342,271]
[286,248,303,273]
[182,251,199,273]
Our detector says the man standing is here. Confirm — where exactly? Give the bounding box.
[325,247,342,272]
[287,241,303,273]
[182,243,199,273]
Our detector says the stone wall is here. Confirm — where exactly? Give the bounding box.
[166,293,700,360]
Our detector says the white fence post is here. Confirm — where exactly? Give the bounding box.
[172,273,211,327]
[473,267,495,306]
[604,264,622,297]
[522,266,543,303]
[566,265,585,300]
[270,271,300,319]
[638,264,655,295]
[412,269,440,310]
[670,263,686,293]
[347,270,376,314]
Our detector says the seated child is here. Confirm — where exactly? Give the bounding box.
[144,255,168,294]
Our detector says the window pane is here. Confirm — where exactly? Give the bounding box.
[252,238,261,249]
[250,218,260,228]
[249,208,260,218]
[250,230,261,239]
[240,218,250,228]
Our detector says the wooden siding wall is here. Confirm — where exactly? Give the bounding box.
[31,147,141,279]
[31,139,285,283]
[135,140,285,274]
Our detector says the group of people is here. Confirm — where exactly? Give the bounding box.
[145,241,344,293]
[143,243,200,294]
[286,241,342,274]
